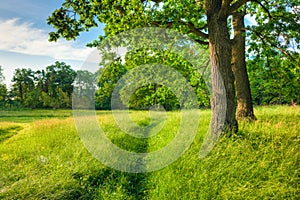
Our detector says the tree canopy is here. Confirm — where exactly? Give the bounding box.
[46,0,299,135]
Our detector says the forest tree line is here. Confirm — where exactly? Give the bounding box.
[0,50,299,110]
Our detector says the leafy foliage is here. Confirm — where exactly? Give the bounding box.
[0,66,7,108]
[248,51,300,105]
[8,62,76,109]
[247,0,300,57]
[94,47,210,110]
[47,0,299,134]
[95,59,127,110]
[47,0,208,46]
[11,68,35,106]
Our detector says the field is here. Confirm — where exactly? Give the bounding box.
[0,106,299,199]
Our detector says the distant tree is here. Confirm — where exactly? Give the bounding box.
[11,68,35,105]
[74,70,96,95]
[123,83,180,111]
[42,61,77,108]
[35,69,48,94]
[0,84,7,108]
[0,65,4,83]
[45,61,76,97]
[93,45,209,111]
[122,48,209,110]
[24,89,42,109]
[73,70,97,109]
[0,66,7,108]
[95,58,127,110]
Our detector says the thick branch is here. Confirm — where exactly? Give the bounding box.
[179,19,208,39]
[151,21,173,28]
[194,39,209,45]
[198,23,208,30]
[230,0,249,14]
[152,20,208,39]
[221,0,234,17]
[115,5,124,17]
[250,0,272,20]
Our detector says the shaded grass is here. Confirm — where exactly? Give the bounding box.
[0,106,299,199]
[0,123,24,142]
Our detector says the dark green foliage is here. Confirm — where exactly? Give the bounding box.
[11,68,35,105]
[8,62,76,109]
[124,49,210,109]
[95,59,127,110]
[0,84,7,108]
[247,0,300,54]
[94,48,210,110]
[0,66,7,109]
[245,0,300,106]
[248,52,300,105]
[73,70,97,109]
[41,61,77,109]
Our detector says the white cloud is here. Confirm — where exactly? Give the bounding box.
[0,18,95,61]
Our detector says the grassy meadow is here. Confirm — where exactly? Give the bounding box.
[0,106,299,199]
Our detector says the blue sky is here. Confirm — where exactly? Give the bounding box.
[0,0,104,86]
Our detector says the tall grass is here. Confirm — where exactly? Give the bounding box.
[0,106,299,199]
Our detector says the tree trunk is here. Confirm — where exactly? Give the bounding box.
[232,10,256,120]
[206,0,238,136]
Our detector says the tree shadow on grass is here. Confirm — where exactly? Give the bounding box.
[70,119,159,199]
[0,125,23,142]
[71,168,150,200]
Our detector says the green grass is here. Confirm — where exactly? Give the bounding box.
[0,110,72,123]
[0,123,24,142]
[0,106,299,199]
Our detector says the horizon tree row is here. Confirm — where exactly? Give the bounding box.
[0,62,76,109]
[0,51,299,110]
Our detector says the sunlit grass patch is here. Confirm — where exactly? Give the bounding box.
[0,106,299,199]
[147,106,299,199]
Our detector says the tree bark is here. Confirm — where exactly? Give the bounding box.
[232,10,256,120]
[206,0,238,136]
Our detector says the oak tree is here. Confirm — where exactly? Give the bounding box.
[48,0,239,135]
[48,0,298,135]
